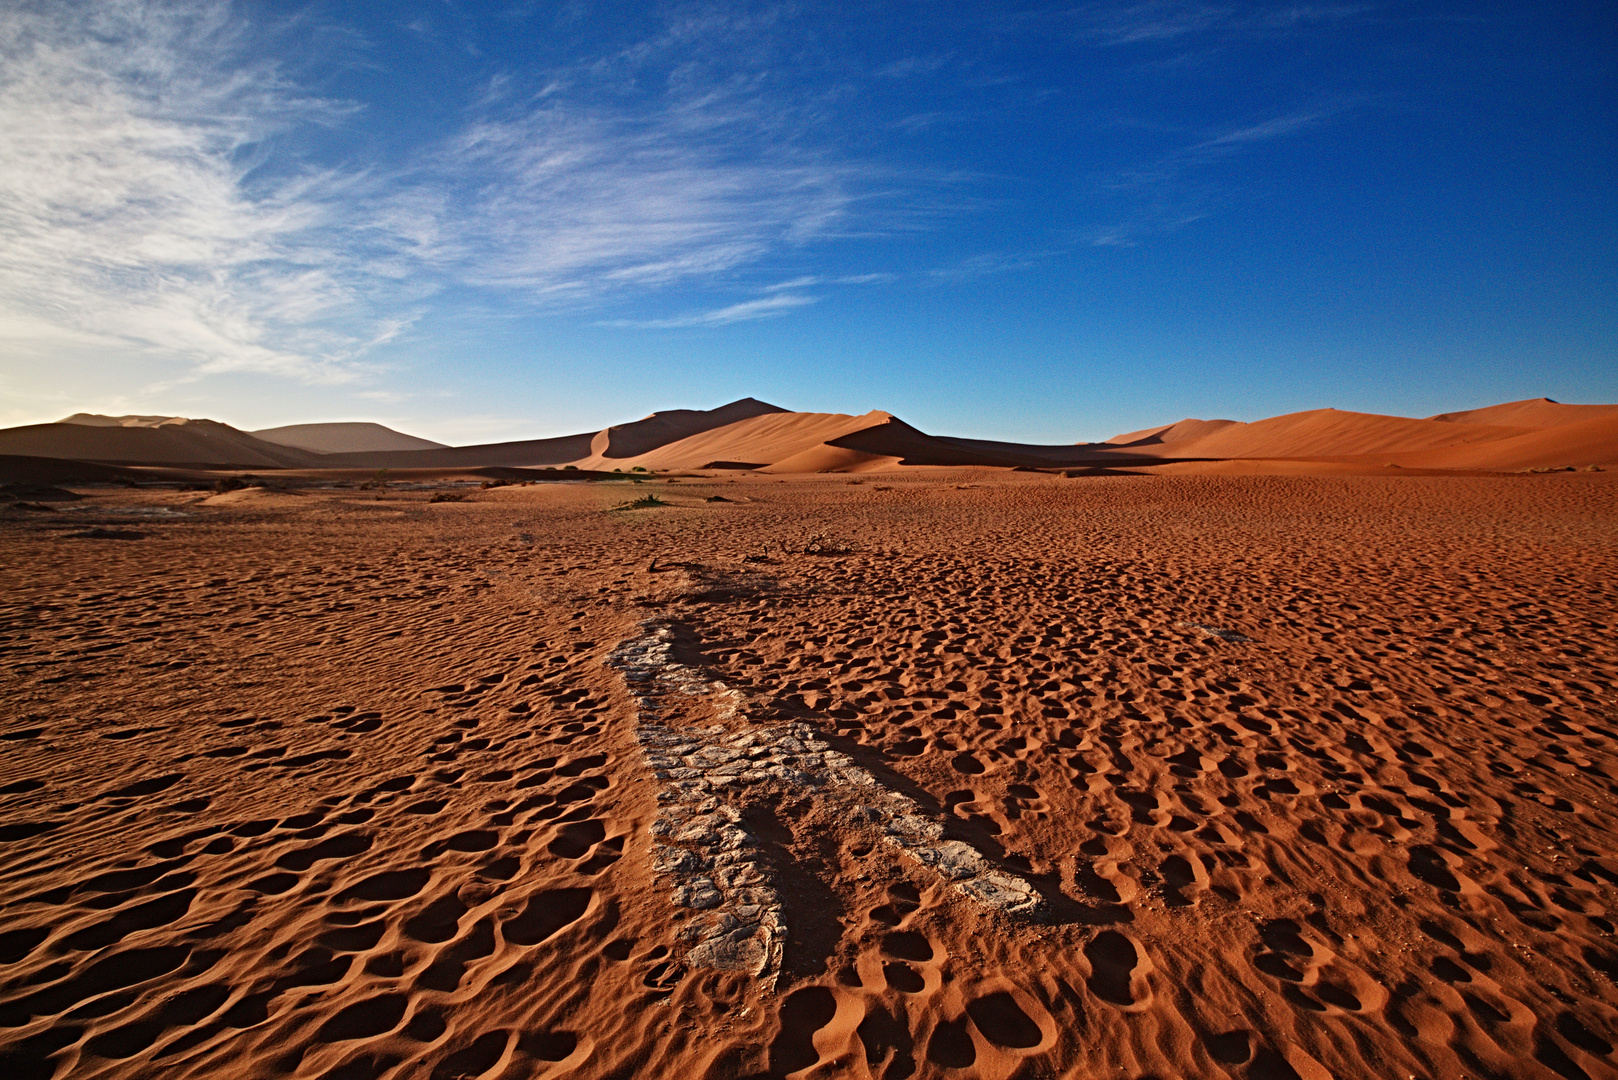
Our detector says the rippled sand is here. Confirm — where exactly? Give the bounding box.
[2,471,1615,1079]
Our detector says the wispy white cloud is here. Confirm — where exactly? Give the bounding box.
[1191,109,1330,151]
[599,292,816,329]
[0,0,912,392]
[876,53,956,79]
[1081,3,1233,45]
[1079,2,1371,46]
[0,0,416,384]
[928,250,1062,281]
[405,79,864,298]
[1082,105,1336,245]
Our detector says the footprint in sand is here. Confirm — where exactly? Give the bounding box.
[1084,930,1152,1009]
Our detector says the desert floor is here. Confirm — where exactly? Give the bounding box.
[2,471,1616,1080]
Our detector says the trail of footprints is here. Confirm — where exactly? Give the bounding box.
[764,879,1058,1080]
[3,478,1616,1078]
[683,540,1618,1079]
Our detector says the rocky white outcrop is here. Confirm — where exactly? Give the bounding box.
[609,623,1042,982]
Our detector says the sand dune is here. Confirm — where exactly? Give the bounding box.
[319,400,787,471]
[252,423,448,454]
[587,399,786,460]
[0,420,321,468]
[1426,396,1618,429]
[767,416,1141,472]
[1391,412,1618,470]
[1104,418,1239,446]
[1150,408,1531,460]
[6,397,1616,476]
[320,433,598,470]
[58,413,196,428]
[574,410,884,472]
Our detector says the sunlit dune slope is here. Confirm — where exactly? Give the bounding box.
[1426,397,1618,429]
[1104,418,1239,446]
[586,398,786,460]
[1152,408,1531,459]
[1391,413,1618,470]
[573,410,884,471]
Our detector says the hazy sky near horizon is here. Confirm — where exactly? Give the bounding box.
[1,0,1613,444]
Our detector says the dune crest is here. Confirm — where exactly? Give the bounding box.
[1104,418,1239,447]
[59,413,196,428]
[1426,397,1618,429]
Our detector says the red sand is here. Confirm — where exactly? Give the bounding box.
[2,470,1616,1079]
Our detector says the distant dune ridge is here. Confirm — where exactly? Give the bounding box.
[2,396,1612,475]
[1103,418,1240,447]
[251,423,449,454]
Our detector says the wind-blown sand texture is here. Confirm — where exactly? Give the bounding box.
[2,470,1616,1079]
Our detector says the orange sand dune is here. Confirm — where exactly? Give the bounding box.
[320,399,785,471]
[1104,417,1239,446]
[574,410,885,472]
[765,416,1014,471]
[1390,412,1618,470]
[587,398,786,460]
[0,420,322,468]
[759,444,905,473]
[1153,408,1530,459]
[1426,396,1618,428]
[767,417,1150,472]
[252,423,448,454]
[9,396,1617,476]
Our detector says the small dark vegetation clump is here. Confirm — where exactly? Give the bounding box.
[616,495,669,510]
[213,474,293,493]
[429,492,466,503]
[799,533,851,555]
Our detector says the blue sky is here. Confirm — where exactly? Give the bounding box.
[1,1,1612,444]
